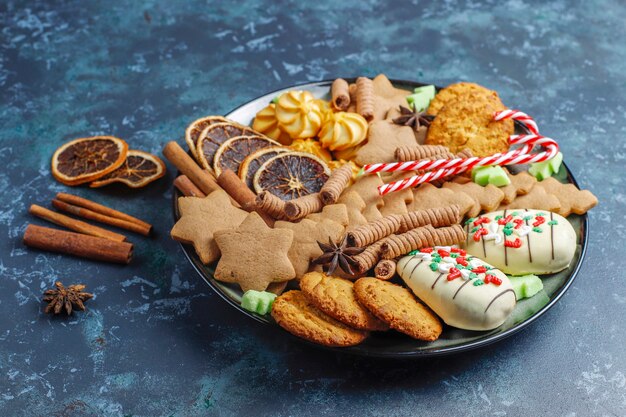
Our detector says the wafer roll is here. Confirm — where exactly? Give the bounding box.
[356,77,374,121]
[256,191,288,220]
[394,145,452,162]
[320,165,353,205]
[353,240,385,274]
[284,193,323,221]
[397,206,460,233]
[374,259,397,280]
[381,225,466,259]
[331,78,350,111]
[346,215,402,248]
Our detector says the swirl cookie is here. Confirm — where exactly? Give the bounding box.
[397,247,516,331]
[300,272,388,331]
[462,209,577,275]
[353,278,442,341]
[271,290,369,347]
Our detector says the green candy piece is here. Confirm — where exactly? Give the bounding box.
[503,228,513,236]
[529,152,563,180]
[429,262,439,271]
[471,165,511,187]
[406,85,436,112]
[533,227,543,233]
[548,220,558,226]
[241,290,277,315]
[508,274,544,300]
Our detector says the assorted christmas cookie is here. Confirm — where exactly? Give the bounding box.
[397,246,516,331]
[462,209,577,275]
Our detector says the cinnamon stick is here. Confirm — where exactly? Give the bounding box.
[52,199,151,236]
[217,169,275,226]
[174,175,206,197]
[163,141,220,195]
[24,224,133,264]
[29,204,127,242]
[56,193,151,231]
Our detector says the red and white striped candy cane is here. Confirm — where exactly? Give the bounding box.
[494,109,539,134]
[377,134,559,195]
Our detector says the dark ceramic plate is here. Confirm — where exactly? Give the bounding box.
[173,79,588,358]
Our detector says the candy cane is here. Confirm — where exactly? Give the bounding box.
[494,109,539,134]
[377,134,559,195]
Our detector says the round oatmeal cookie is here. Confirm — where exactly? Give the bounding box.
[353,278,442,341]
[300,272,388,331]
[271,290,369,347]
[426,82,503,116]
[425,93,514,157]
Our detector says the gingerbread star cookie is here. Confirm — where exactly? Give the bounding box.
[336,191,369,230]
[171,190,248,264]
[354,121,418,166]
[498,183,561,213]
[275,218,345,279]
[534,177,598,216]
[500,168,537,204]
[305,204,349,227]
[442,181,505,218]
[340,173,385,221]
[409,183,475,218]
[214,212,295,291]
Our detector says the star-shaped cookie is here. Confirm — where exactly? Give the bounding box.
[336,191,369,230]
[354,121,418,166]
[275,218,345,279]
[214,212,295,292]
[534,177,598,216]
[500,168,537,204]
[171,190,248,264]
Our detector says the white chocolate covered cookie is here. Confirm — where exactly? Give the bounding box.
[397,247,516,331]
[461,209,576,275]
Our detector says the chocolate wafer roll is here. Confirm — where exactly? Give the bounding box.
[397,206,460,233]
[284,193,323,221]
[380,225,466,260]
[320,164,354,205]
[374,259,397,281]
[394,145,452,162]
[353,240,385,274]
[346,215,402,248]
[256,191,288,220]
[356,77,374,121]
[331,78,350,111]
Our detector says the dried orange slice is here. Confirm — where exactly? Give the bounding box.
[185,116,229,160]
[196,122,256,170]
[238,147,290,189]
[90,150,166,188]
[213,136,281,178]
[51,136,128,186]
[253,152,331,200]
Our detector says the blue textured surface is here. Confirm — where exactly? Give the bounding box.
[0,1,624,416]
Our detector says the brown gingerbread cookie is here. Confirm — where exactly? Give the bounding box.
[271,290,369,347]
[353,278,442,341]
[336,191,369,230]
[171,190,248,264]
[379,171,415,216]
[214,212,295,291]
[442,181,505,217]
[500,168,537,204]
[300,272,388,331]
[498,183,561,213]
[354,121,418,166]
[426,92,513,157]
[305,204,349,227]
[426,82,503,116]
[408,183,476,218]
[534,177,598,216]
[340,174,385,221]
[275,218,345,279]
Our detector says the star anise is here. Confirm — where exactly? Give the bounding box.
[43,281,93,315]
[311,236,365,276]
[392,105,434,131]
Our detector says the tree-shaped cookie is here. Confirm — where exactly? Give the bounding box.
[498,184,561,213]
[380,171,415,216]
[336,191,369,230]
[171,190,248,264]
[354,121,418,166]
[535,177,598,216]
[409,183,475,218]
[340,174,385,221]
[500,168,537,204]
[214,212,295,292]
[442,181,505,217]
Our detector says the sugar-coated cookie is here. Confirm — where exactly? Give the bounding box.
[397,247,516,331]
[353,278,442,341]
[271,290,369,347]
[300,272,388,331]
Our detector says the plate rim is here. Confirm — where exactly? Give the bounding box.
[173,78,589,358]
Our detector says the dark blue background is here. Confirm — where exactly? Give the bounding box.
[1,1,624,416]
